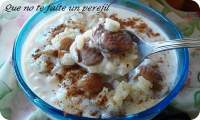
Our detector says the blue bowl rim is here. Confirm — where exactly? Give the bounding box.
[12,0,189,119]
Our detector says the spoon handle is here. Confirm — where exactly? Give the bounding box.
[151,38,200,53]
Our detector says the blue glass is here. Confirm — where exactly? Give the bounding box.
[12,0,189,120]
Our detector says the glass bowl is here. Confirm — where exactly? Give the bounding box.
[12,0,189,119]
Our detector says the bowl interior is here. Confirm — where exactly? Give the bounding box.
[12,0,189,119]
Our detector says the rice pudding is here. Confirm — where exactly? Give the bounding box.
[22,7,177,118]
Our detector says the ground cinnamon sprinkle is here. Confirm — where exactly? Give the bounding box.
[32,53,41,60]
[109,13,139,28]
[135,22,147,29]
[55,73,64,82]
[64,68,86,84]
[96,94,108,106]
[35,50,58,57]
[45,60,54,73]
[148,29,160,37]
[51,24,66,37]
[91,111,98,116]
[109,14,160,37]
[67,84,84,96]
[46,24,66,43]
[32,49,41,60]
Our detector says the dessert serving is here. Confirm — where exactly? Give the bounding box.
[21,7,178,118]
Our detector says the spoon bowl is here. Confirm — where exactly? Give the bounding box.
[124,29,200,78]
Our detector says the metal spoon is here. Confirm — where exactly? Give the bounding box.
[124,30,200,78]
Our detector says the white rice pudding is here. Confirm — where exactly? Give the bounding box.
[22,6,177,118]
[70,18,138,76]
